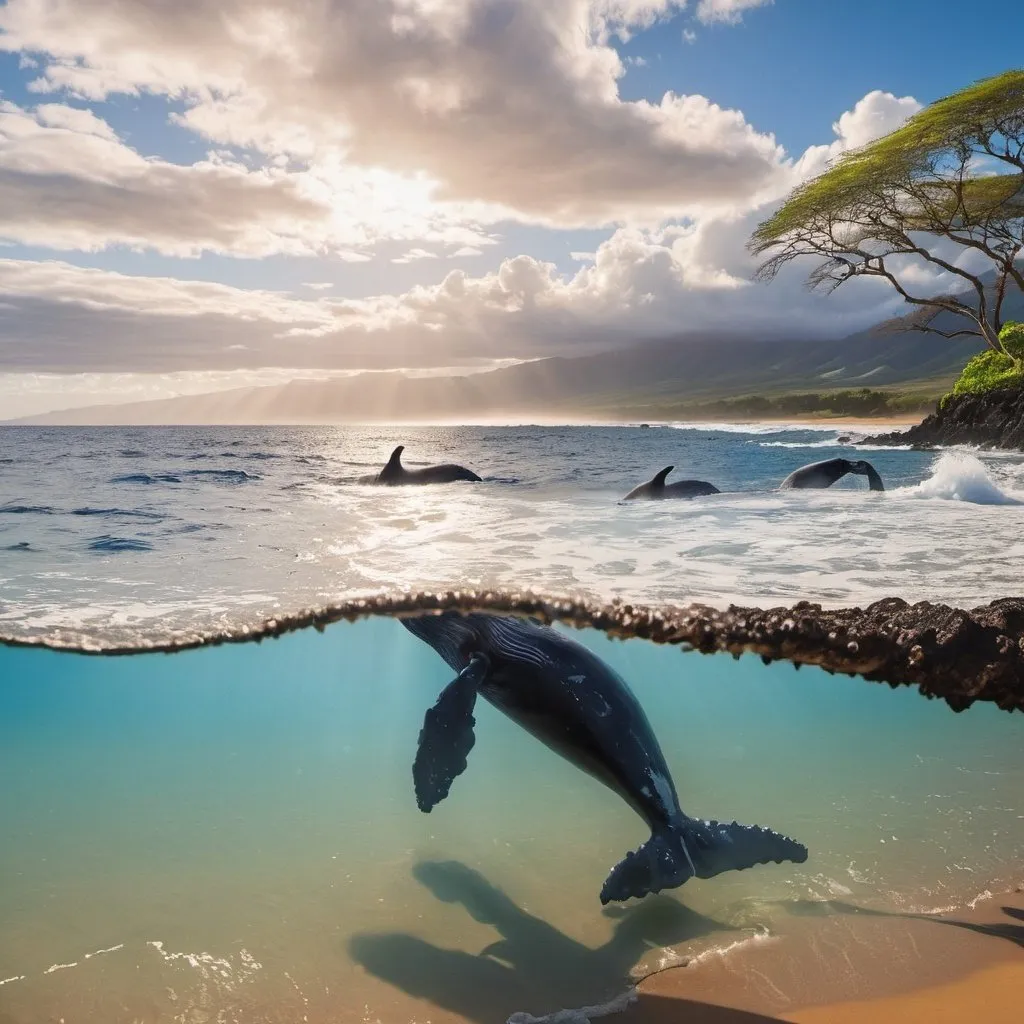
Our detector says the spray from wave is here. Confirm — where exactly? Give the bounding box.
[898,453,1022,505]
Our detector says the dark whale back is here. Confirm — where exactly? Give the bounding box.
[624,466,719,501]
[375,445,481,485]
[402,612,810,904]
[781,457,884,491]
[403,613,680,829]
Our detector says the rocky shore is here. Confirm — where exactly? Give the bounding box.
[865,387,1024,449]
[7,590,1022,712]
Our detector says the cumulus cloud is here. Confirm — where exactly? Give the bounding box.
[0,101,332,256]
[0,100,500,256]
[0,0,787,226]
[794,90,923,180]
[0,89,939,394]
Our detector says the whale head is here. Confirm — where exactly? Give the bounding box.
[402,612,480,671]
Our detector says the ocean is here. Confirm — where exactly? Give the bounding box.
[2,423,1024,642]
[1,423,1022,1023]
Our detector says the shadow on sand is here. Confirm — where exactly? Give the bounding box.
[348,859,772,1024]
[781,897,1024,951]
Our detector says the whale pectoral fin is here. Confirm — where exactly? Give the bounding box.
[413,654,489,813]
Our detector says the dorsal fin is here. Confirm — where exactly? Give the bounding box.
[651,466,674,488]
[386,445,405,469]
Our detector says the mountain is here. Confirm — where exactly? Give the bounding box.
[11,288,1023,425]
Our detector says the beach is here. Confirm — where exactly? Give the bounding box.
[622,890,1023,1024]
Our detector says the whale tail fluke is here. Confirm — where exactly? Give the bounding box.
[599,818,808,904]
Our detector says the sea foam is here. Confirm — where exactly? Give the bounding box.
[899,453,1022,505]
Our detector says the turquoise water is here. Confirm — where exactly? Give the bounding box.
[2,618,1021,1023]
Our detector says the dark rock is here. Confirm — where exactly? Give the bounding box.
[6,590,1023,713]
[864,387,1024,450]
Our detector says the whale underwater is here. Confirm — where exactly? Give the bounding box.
[402,612,808,904]
[371,445,482,485]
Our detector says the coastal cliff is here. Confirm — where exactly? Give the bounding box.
[865,386,1024,450]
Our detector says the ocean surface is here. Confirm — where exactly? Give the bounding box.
[2,423,1024,643]
[1,423,1022,1023]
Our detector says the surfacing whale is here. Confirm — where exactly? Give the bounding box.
[373,445,481,485]
[402,612,808,904]
[780,457,884,491]
[624,466,720,500]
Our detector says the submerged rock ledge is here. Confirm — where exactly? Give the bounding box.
[3,592,1022,713]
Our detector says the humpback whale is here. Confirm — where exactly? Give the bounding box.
[780,457,884,491]
[624,466,720,500]
[373,445,482,485]
[402,612,808,904]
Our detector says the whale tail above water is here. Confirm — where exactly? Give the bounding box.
[600,817,808,904]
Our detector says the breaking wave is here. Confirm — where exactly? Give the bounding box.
[898,453,1023,505]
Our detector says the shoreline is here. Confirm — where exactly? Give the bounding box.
[0,414,926,428]
[622,889,1024,1024]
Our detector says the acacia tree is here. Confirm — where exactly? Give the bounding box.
[749,70,1024,357]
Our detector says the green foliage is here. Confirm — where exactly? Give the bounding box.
[657,387,938,421]
[946,321,1024,402]
[751,69,1024,252]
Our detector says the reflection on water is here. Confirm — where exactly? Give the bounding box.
[1,615,1021,1023]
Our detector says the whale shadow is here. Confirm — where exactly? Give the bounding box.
[348,858,758,1024]
[778,897,1024,950]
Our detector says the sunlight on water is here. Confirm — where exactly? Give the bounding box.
[4,425,1024,642]
[1,617,1020,1023]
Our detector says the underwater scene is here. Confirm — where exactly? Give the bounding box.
[1,615,1022,1023]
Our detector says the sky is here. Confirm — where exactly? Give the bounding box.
[0,0,1021,417]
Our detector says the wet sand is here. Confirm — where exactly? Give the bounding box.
[624,891,1023,1024]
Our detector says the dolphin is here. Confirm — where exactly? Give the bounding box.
[402,612,808,904]
[373,445,482,485]
[623,466,720,500]
[780,457,884,491]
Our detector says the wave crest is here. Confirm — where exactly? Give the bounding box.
[900,454,1022,505]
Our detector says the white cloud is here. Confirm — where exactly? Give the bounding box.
[683,28,697,43]
[793,89,923,180]
[696,0,773,25]
[0,90,944,392]
[0,99,502,256]
[302,281,334,290]
[450,245,483,257]
[392,247,439,263]
[0,0,787,227]
[0,101,332,256]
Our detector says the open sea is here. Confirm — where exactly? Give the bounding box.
[1,423,1022,1023]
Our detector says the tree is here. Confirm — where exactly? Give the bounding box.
[749,70,1024,358]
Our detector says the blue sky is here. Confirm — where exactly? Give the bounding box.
[0,0,1020,415]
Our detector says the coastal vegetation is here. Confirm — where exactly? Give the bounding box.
[750,70,1024,359]
[946,320,1024,400]
[614,385,941,422]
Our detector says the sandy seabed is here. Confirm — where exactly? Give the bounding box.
[623,890,1023,1024]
